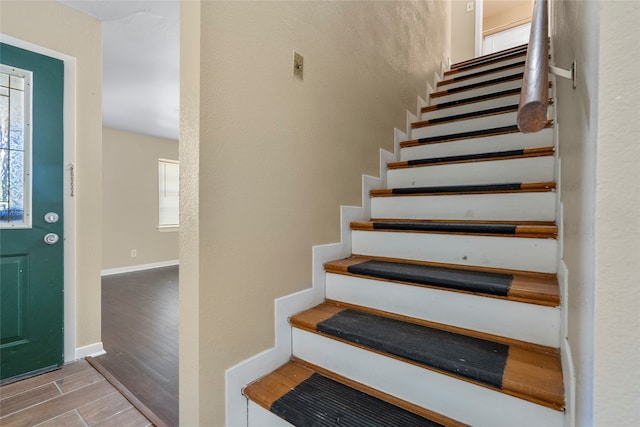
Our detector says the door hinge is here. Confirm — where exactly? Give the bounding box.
[68,163,75,197]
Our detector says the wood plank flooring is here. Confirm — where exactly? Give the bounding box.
[0,359,151,427]
[94,266,179,427]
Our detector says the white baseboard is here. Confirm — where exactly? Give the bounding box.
[558,260,576,427]
[101,259,179,276]
[75,342,105,359]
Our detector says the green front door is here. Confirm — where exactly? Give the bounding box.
[0,43,65,382]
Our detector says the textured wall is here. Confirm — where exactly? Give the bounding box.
[592,2,640,425]
[451,0,476,63]
[552,0,640,425]
[180,1,450,425]
[102,127,179,270]
[0,1,102,350]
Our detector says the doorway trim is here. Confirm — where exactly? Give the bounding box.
[475,0,484,57]
[0,34,80,363]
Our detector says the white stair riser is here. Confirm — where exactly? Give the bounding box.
[439,65,525,91]
[450,55,526,79]
[371,192,556,221]
[248,401,293,427]
[326,273,561,347]
[292,329,564,427]
[400,128,554,161]
[411,112,517,140]
[387,156,555,189]
[351,231,558,273]
[422,94,520,121]
[432,79,522,104]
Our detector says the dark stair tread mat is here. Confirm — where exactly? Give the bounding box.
[371,221,517,235]
[405,148,527,166]
[317,310,509,388]
[271,373,444,427]
[452,50,527,72]
[346,259,513,296]
[418,104,518,126]
[417,124,519,144]
[445,60,526,84]
[430,87,521,110]
[436,73,523,95]
[391,182,523,194]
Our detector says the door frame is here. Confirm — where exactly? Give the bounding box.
[475,0,484,57]
[0,34,77,363]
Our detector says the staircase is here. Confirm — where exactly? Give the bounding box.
[241,44,565,427]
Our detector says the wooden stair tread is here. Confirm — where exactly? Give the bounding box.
[431,73,523,99]
[447,47,528,76]
[291,302,564,411]
[350,220,557,238]
[412,104,518,129]
[325,256,559,306]
[370,181,556,197]
[400,121,553,148]
[244,360,467,427]
[449,44,527,70]
[422,87,521,114]
[387,147,554,169]
[438,60,526,88]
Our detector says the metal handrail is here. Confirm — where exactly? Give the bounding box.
[517,0,549,133]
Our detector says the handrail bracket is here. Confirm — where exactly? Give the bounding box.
[550,60,577,89]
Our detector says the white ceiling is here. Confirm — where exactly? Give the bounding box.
[57,0,180,140]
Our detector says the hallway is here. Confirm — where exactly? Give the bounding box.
[92,266,179,427]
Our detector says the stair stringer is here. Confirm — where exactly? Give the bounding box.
[548,40,575,422]
[556,172,576,427]
[425,59,447,102]
[417,95,428,117]
[405,110,418,137]
[553,116,576,427]
[225,147,393,427]
[393,128,407,162]
[407,67,445,135]
[440,60,449,78]
[425,81,435,102]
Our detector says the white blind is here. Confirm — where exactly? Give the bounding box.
[158,159,179,227]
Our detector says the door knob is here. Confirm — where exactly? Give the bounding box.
[44,233,59,245]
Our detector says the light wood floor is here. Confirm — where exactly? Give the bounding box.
[0,359,151,427]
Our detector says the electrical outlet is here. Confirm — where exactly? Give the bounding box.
[131,249,137,257]
[293,51,303,81]
[466,1,474,12]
